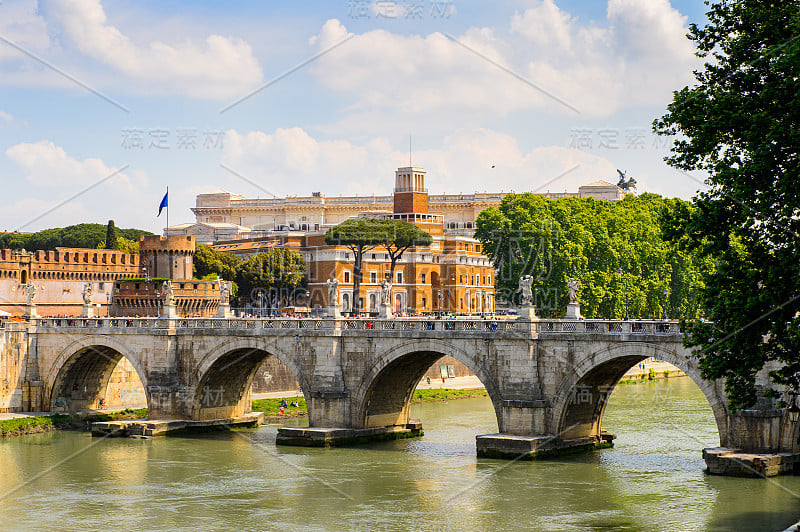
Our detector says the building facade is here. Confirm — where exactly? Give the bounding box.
[171,176,627,244]
[0,235,222,317]
[213,168,497,315]
[0,247,140,316]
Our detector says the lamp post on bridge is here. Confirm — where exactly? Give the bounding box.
[662,287,668,320]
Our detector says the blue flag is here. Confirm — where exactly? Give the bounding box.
[157,191,168,217]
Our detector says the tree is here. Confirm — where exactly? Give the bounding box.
[377,219,433,281]
[236,248,305,309]
[105,220,119,250]
[653,0,800,411]
[194,244,241,281]
[0,224,150,251]
[325,218,392,313]
[97,237,138,254]
[475,193,711,319]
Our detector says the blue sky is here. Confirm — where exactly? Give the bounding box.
[0,0,710,234]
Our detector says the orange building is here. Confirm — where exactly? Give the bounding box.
[212,167,496,315]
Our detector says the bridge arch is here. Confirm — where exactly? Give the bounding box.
[552,341,728,445]
[354,339,503,430]
[46,335,148,413]
[191,338,306,421]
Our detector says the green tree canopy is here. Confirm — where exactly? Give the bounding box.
[193,244,241,281]
[475,193,711,320]
[326,218,396,312]
[105,220,119,250]
[0,224,150,251]
[377,219,433,280]
[236,248,306,307]
[653,0,800,410]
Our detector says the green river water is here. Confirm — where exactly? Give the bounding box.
[1,377,799,531]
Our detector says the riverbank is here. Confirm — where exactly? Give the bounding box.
[618,358,686,383]
[0,386,492,436]
[0,408,148,437]
[254,387,489,420]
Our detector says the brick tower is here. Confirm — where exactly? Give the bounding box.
[393,167,428,214]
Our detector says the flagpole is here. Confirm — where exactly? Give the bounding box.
[166,186,169,235]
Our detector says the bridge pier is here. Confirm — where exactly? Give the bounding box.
[476,431,615,460]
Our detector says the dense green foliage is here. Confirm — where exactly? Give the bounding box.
[194,244,241,282]
[475,193,712,319]
[0,224,151,251]
[653,1,800,410]
[193,244,307,305]
[236,248,306,305]
[104,220,119,250]
[326,218,432,312]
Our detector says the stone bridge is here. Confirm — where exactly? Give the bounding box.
[1,316,796,469]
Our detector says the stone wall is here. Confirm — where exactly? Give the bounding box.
[251,357,301,393]
[104,358,146,409]
[421,356,475,380]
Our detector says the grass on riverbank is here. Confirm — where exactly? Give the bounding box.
[2,390,488,437]
[0,408,149,437]
[412,388,488,402]
[251,388,489,418]
[252,397,307,417]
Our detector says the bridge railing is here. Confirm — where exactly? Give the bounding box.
[28,317,680,335]
[535,319,680,334]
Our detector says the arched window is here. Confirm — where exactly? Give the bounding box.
[342,293,351,312]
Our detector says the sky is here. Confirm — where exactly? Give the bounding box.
[0,0,712,234]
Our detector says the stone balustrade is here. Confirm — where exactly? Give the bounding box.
[27,316,681,335]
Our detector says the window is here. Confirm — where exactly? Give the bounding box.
[397,272,403,284]
[487,275,491,284]
[422,297,427,308]
[342,293,351,311]
[370,271,377,283]
[344,270,351,283]
[421,273,426,284]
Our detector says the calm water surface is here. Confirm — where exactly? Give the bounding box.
[1,377,799,531]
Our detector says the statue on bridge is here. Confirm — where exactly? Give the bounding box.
[326,277,339,305]
[162,280,174,306]
[380,277,392,306]
[82,283,93,305]
[567,278,581,304]
[24,283,37,305]
[518,275,533,306]
[565,277,582,319]
[218,279,230,305]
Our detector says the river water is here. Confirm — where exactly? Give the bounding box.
[1,377,799,531]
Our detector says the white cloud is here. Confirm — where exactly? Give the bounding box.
[0,1,52,60]
[2,140,160,231]
[222,126,620,198]
[6,140,135,188]
[37,0,264,98]
[308,1,696,118]
[0,111,13,123]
